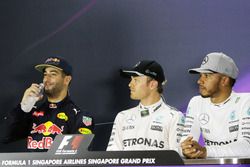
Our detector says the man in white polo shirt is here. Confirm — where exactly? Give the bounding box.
[107,60,184,151]
[181,52,250,158]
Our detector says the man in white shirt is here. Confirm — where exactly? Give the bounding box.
[181,52,250,158]
[107,60,184,151]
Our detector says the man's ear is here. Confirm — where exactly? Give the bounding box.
[150,80,158,90]
[64,75,72,85]
[221,75,230,87]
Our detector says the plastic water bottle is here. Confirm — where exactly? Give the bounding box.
[21,83,44,113]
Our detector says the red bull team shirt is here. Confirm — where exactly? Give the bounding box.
[4,96,94,151]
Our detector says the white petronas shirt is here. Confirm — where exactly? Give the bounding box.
[107,98,184,152]
[182,92,250,157]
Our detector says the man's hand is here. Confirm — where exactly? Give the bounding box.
[20,83,44,113]
[181,136,207,159]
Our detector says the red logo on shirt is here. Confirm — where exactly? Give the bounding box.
[27,136,53,149]
[32,111,44,117]
[31,121,64,136]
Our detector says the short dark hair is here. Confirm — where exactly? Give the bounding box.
[229,78,236,87]
[157,84,163,94]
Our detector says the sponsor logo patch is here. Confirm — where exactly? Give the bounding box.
[242,131,250,136]
[199,113,209,125]
[78,128,92,134]
[186,107,191,115]
[32,111,44,117]
[202,56,209,65]
[230,111,236,121]
[235,97,240,104]
[205,138,237,146]
[27,136,53,149]
[122,125,135,131]
[123,138,164,149]
[247,107,250,116]
[31,121,64,136]
[57,112,68,121]
[140,109,149,117]
[242,122,250,125]
[153,115,164,124]
[151,125,163,132]
[82,116,92,126]
[180,115,185,124]
[49,103,57,108]
[229,125,239,133]
[126,115,136,124]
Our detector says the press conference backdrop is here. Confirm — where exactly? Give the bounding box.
[0,0,250,152]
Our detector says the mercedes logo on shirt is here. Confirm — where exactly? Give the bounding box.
[126,115,136,124]
[199,113,210,125]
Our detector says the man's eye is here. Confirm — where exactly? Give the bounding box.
[204,74,209,78]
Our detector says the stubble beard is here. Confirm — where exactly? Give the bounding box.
[200,94,210,98]
[199,87,219,99]
[45,84,63,99]
[199,87,210,98]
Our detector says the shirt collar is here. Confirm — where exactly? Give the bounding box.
[46,95,71,109]
[139,98,163,113]
[211,91,235,107]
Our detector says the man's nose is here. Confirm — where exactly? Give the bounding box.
[43,75,50,82]
[197,76,203,85]
[128,79,133,88]
[128,81,132,87]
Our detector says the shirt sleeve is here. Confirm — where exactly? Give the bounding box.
[72,108,94,135]
[181,96,201,142]
[168,111,185,152]
[2,104,32,143]
[106,112,124,151]
[206,95,250,157]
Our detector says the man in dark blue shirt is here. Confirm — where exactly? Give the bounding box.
[4,57,94,151]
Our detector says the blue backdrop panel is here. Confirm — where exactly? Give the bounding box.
[0,0,249,151]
